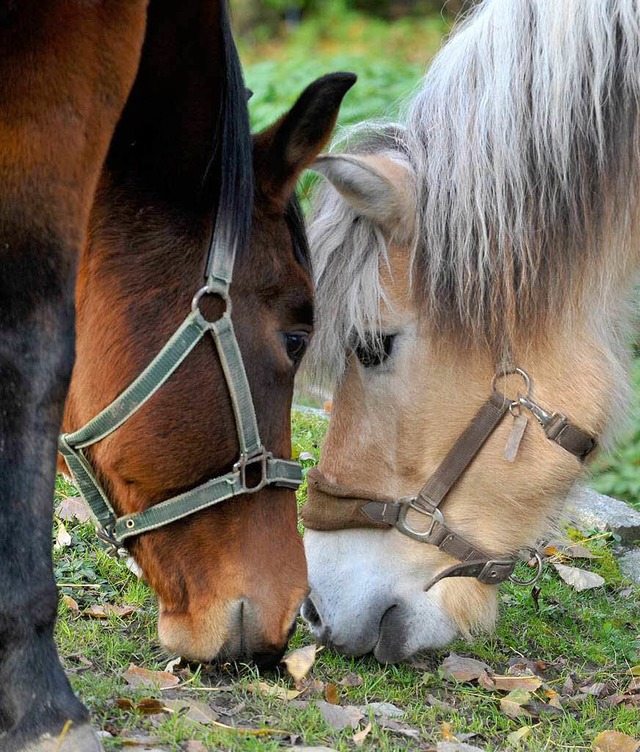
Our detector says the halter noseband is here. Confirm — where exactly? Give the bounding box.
[59,222,302,555]
[302,368,596,591]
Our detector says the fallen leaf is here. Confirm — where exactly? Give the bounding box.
[61,595,79,613]
[500,689,532,720]
[629,666,640,676]
[580,682,608,697]
[57,496,91,523]
[123,663,180,689]
[299,451,316,462]
[493,675,542,692]
[135,698,166,715]
[353,722,372,747]
[84,604,139,619]
[54,522,72,550]
[338,672,364,688]
[379,718,421,739]
[544,689,563,709]
[426,694,456,712]
[248,681,301,701]
[544,540,597,559]
[506,726,532,746]
[316,701,363,731]
[442,721,454,741]
[436,743,485,751]
[324,683,340,704]
[440,653,492,683]
[552,563,605,591]
[592,730,640,752]
[282,644,317,683]
[364,701,404,719]
[162,699,219,725]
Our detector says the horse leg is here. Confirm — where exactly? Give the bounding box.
[0,3,147,750]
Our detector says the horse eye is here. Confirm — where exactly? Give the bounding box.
[284,332,309,364]
[354,334,395,368]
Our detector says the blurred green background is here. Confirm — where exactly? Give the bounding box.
[230,0,640,508]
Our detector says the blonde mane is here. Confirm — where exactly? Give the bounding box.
[310,0,640,378]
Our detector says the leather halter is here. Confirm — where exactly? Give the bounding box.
[59,217,302,554]
[302,368,596,591]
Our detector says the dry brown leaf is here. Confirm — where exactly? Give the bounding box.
[426,694,456,712]
[580,682,608,697]
[493,675,542,692]
[544,689,563,709]
[552,563,605,591]
[338,672,364,687]
[162,699,219,725]
[440,653,492,683]
[500,689,532,720]
[324,683,340,704]
[248,681,300,701]
[436,743,485,751]
[379,719,421,740]
[57,496,91,523]
[54,522,72,550]
[282,644,317,683]
[506,726,533,746]
[592,730,640,752]
[353,722,373,747]
[316,701,363,731]
[442,721,455,741]
[123,663,180,689]
[84,603,139,619]
[135,699,166,715]
[544,540,597,559]
[61,595,79,613]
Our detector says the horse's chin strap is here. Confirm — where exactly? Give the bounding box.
[302,374,596,591]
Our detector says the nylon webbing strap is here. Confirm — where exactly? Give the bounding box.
[414,390,510,513]
[114,457,301,542]
[210,316,261,458]
[63,312,209,449]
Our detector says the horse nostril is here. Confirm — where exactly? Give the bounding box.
[301,596,321,627]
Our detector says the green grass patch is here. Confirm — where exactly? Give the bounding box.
[52,409,640,750]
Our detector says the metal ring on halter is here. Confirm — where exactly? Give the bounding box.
[508,548,544,586]
[191,285,232,319]
[491,366,533,403]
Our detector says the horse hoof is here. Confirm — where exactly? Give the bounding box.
[14,724,103,752]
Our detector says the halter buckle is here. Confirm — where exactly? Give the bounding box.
[96,525,124,558]
[234,448,272,493]
[395,498,445,542]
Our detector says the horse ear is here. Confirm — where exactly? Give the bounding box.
[254,72,357,205]
[311,153,416,238]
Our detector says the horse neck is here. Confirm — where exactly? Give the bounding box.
[106,0,227,203]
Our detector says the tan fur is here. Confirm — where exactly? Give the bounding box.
[317,231,630,639]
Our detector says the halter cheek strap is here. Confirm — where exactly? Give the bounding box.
[302,375,596,591]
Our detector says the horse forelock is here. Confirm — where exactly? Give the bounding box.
[310,0,640,379]
[212,0,253,263]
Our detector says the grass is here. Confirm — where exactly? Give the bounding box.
[53,409,640,751]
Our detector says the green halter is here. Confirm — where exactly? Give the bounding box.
[59,233,302,553]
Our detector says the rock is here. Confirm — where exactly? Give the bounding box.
[565,487,640,545]
[619,549,640,585]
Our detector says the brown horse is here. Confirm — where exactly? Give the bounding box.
[0,1,354,749]
[302,0,640,663]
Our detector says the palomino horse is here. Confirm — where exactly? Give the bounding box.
[302,0,640,663]
[0,1,354,749]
